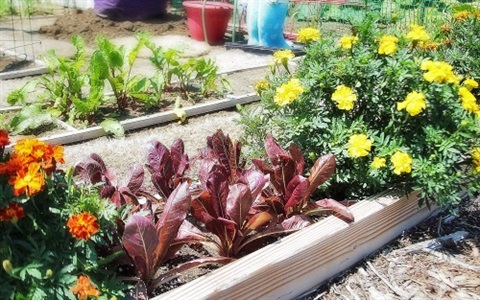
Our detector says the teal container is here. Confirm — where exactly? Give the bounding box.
[247,0,290,49]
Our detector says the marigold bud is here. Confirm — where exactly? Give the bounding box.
[3,260,13,274]
[46,269,53,278]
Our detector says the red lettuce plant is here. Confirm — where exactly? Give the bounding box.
[121,182,194,295]
[179,130,343,259]
[252,134,354,223]
[145,139,190,199]
[74,153,145,208]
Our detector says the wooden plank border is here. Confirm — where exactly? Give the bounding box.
[0,48,47,80]
[154,191,438,300]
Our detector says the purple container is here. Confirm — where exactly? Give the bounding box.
[94,0,167,21]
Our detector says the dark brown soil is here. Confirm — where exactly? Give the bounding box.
[0,57,35,73]
[38,8,189,45]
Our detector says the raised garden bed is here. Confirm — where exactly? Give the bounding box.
[155,190,438,299]
[3,92,259,147]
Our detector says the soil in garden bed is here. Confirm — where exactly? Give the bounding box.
[37,8,189,45]
[0,57,36,74]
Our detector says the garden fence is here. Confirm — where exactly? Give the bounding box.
[288,0,478,31]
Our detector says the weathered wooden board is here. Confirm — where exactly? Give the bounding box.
[155,191,438,300]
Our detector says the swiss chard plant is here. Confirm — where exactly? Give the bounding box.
[94,33,153,111]
[7,35,106,127]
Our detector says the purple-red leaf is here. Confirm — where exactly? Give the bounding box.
[122,214,160,283]
[309,198,355,223]
[151,173,172,199]
[209,129,234,178]
[265,134,289,167]
[170,139,189,176]
[243,211,274,235]
[273,155,297,193]
[174,220,210,245]
[280,215,312,230]
[122,164,144,193]
[284,175,309,213]
[155,182,192,266]
[289,143,305,175]
[206,170,229,218]
[73,154,107,184]
[305,154,336,199]
[146,140,170,171]
[241,168,270,202]
[226,183,253,227]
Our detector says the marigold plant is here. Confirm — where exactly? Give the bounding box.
[0,132,125,299]
[239,14,480,210]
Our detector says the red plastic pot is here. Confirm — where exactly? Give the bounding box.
[183,1,234,45]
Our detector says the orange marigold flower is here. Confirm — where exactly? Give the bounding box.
[70,275,100,300]
[0,130,10,147]
[440,24,450,33]
[10,162,45,197]
[67,213,100,240]
[52,145,65,165]
[0,203,25,223]
[0,154,30,176]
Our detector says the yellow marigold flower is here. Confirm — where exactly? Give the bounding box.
[273,49,295,66]
[347,134,373,158]
[67,212,100,240]
[454,10,470,21]
[331,84,357,111]
[254,79,269,95]
[378,35,399,55]
[420,60,459,85]
[406,24,430,42]
[471,148,480,173]
[71,275,100,300]
[371,157,387,169]
[459,87,478,113]
[391,151,413,175]
[10,162,45,197]
[273,78,304,106]
[339,36,359,50]
[472,148,480,161]
[463,78,479,91]
[397,91,427,116]
[297,27,321,44]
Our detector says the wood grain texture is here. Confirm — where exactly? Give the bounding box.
[155,190,439,300]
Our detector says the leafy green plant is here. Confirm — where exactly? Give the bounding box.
[7,35,106,126]
[147,44,228,101]
[93,33,152,111]
[240,16,480,211]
